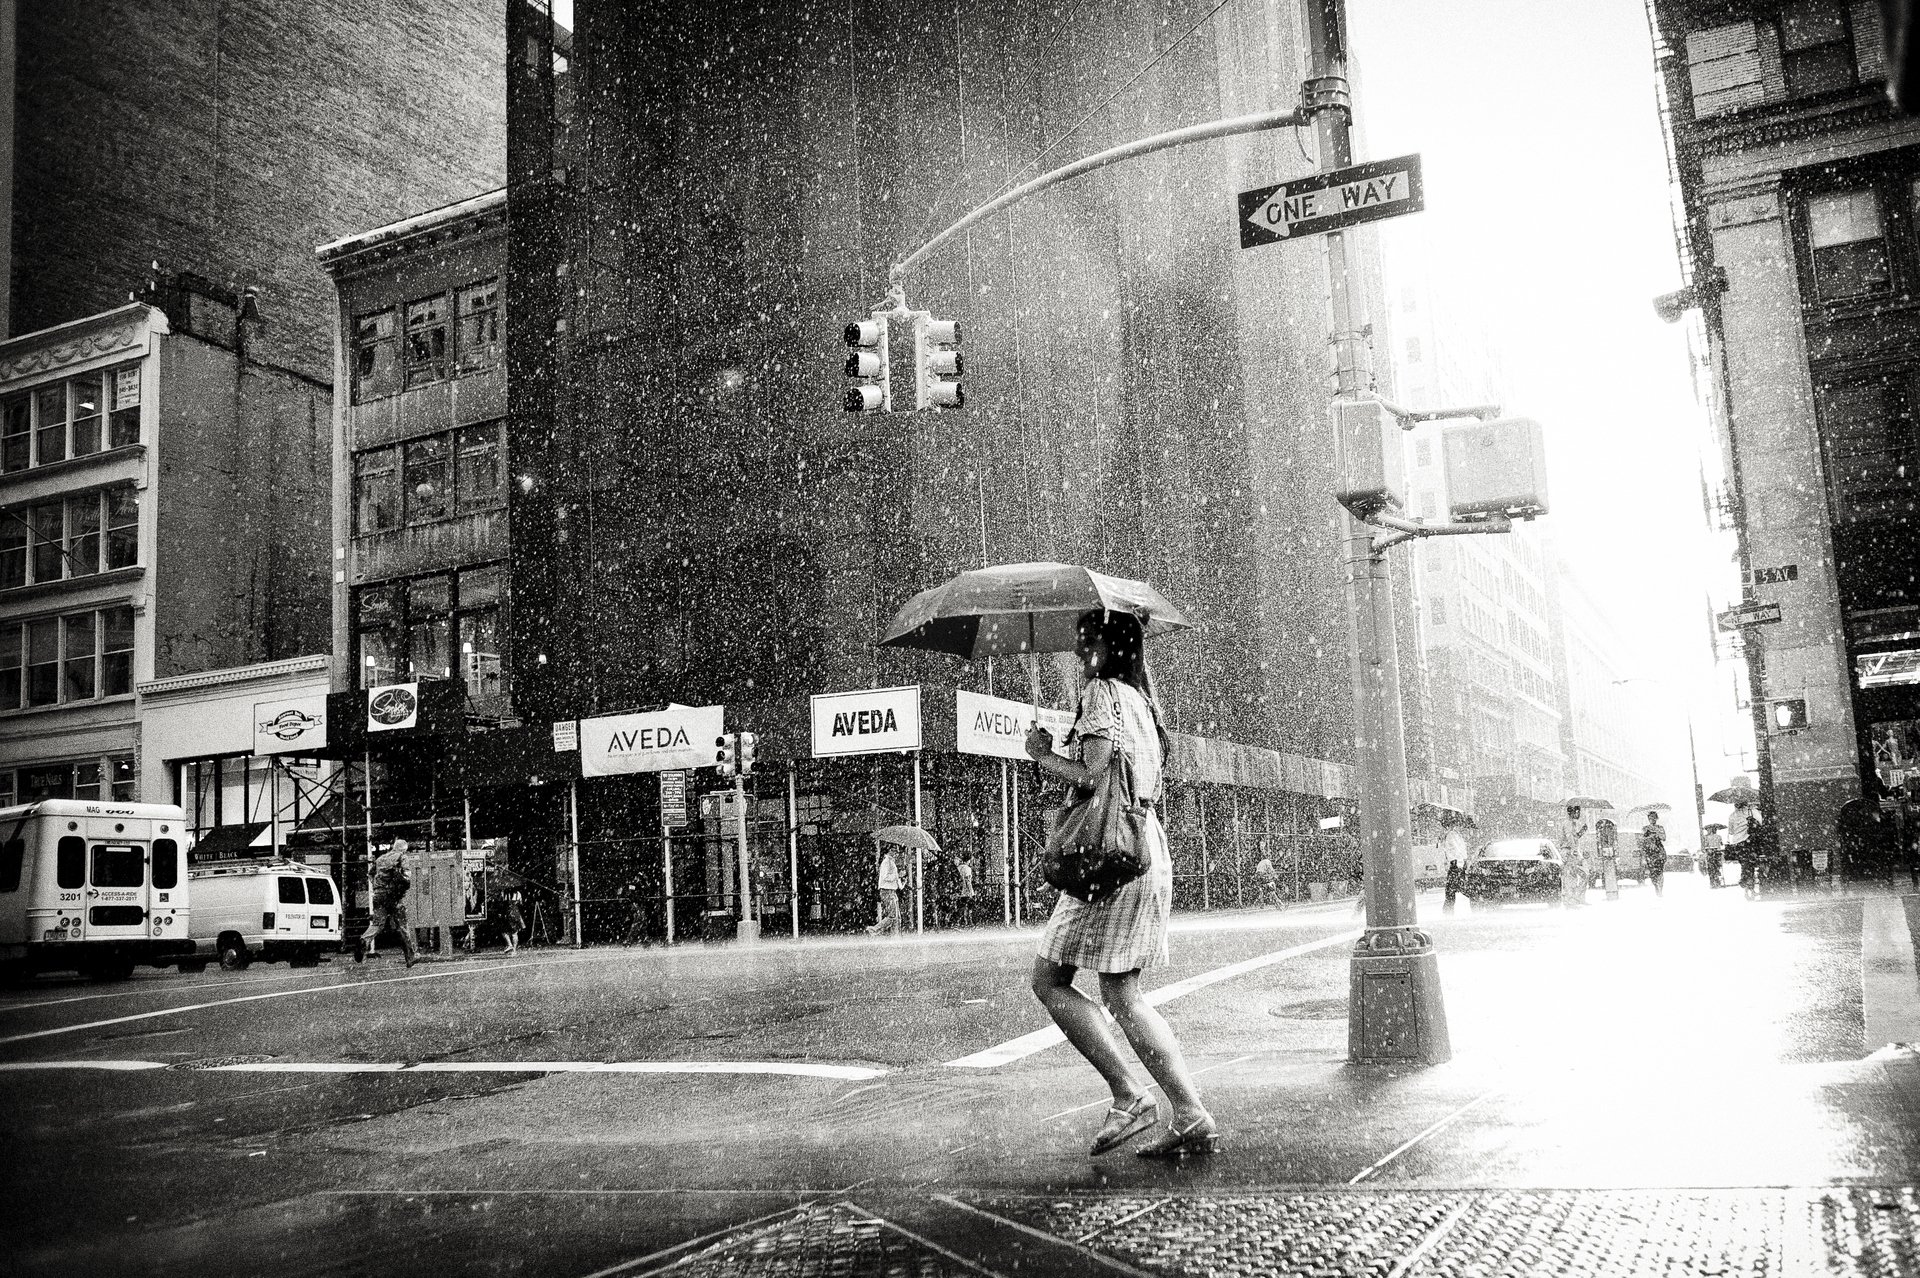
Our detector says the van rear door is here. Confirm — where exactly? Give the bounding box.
[85,840,149,942]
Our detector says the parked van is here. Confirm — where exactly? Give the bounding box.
[186,859,342,970]
[0,800,195,981]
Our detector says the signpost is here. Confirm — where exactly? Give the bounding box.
[1716,601,1782,631]
[1238,154,1423,248]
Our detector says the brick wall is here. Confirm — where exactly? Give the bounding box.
[12,0,505,383]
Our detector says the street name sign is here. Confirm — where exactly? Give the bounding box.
[954,688,1072,761]
[811,685,921,758]
[1238,154,1424,248]
[1716,601,1782,631]
[580,705,724,776]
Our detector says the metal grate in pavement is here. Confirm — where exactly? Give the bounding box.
[644,1201,978,1278]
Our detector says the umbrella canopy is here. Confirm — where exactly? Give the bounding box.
[872,825,941,853]
[1707,786,1757,804]
[1565,796,1612,810]
[1704,822,1727,832]
[879,561,1191,659]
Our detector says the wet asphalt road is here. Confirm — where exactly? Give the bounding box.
[4,876,1915,1276]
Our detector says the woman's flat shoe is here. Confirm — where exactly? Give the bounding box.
[1089,1095,1158,1156]
[1136,1116,1221,1159]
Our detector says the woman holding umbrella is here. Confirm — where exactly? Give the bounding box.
[1021,609,1219,1159]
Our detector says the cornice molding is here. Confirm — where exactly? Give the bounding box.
[138,654,331,698]
[0,307,154,385]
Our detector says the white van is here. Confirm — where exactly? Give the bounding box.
[186,859,342,970]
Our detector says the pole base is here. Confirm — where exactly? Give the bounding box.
[1348,944,1451,1065]
[736,919,761,943]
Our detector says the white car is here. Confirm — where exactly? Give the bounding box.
[186,860,342,970]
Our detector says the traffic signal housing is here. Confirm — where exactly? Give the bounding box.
[843,318,890,413]
[913,315,963,410]
[737,732,758,777]
[715,732,739,779]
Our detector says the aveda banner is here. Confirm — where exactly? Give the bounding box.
[954,689,1071,760]
[811,685,921,758]
[580,705,724,776]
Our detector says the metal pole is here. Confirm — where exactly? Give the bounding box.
[787,763,800,940]
[1011,767,1022,926]
[463,793,473,849]
[363,750,375,903]
[734,773,757,942]
[270,760,281,857]
[1307,0,1449,1064]
[1199,788,1212,910]
[912,750,924,934]
[661,815,675,946]
[568,779,583,948]
[1006,756,1021,924]
[1232,790,1245,907]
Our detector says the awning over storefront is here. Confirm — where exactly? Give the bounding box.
[189,821,271,861]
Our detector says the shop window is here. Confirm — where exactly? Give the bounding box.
[459,563,502,608]
[408,574,453,679]
[153,839,178,889]
[108,366,141,447]
[104,488,137,570]
[354,310,399,401]
[69,374,101,457]
[33,385,65,465]
[111,755,134,802]
[455,423,503,511]
[403,435,452,522]
[1807,189,1888,300]
[56,836,83,889]
[0,626,17,708]
[73,759,101,800]
[458,607,503,700]
[1816,379,1919,524]
[91,843,143,887]
[69,495,100,577]
[456,279,502,372]
[1781,0,1854,98]
[354,447,400,533]
[25,618,58,706]
[0,771,13,808]
[101,607,133,696]
[1,396,27,472]
[62,613,95,702]
[28,504,62,582]
[0,519,24,590]
[404,296,448,387]
[360,628,402,685]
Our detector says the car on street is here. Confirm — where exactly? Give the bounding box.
[1462,837,1564,907]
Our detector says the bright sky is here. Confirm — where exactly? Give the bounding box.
[1349,0,1746,806]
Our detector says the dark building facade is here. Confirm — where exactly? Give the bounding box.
[5,0,506,383]
[1651,0,1920,859]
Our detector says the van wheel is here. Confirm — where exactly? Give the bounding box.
[88,958,136,982]
[218,938,252,971]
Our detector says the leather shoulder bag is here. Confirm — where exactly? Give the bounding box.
[1041,744,1151,904]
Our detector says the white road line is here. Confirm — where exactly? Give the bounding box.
[0,1058,886,1080]
[944,933,1356,1068]
[0,968,330,1014]
[1347,1089,1500,1184]
[1862,896,1920,1051]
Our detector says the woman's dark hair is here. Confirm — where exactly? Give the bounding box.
[1077,609,1148,692]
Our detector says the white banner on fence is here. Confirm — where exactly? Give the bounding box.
[811,685,921,758]
[579,705,725,776]
[954,688,1072,760]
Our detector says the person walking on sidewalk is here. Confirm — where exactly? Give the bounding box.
[356,838,419,967]
[1640,811,1669,898]
[868,844,904,935]
[1560,805,1591,908]
[1024,609,1218,1161]
[954,850,978,926]
[1728,797,1764,897]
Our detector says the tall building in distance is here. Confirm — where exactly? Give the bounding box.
[1649,0,1919,856]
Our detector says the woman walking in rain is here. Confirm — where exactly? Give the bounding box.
[1022,609,1219,1159]
[1561,804,1591,908]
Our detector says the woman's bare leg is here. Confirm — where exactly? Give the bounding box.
[1030,956,1148,1104]
[1099,971,1210,1127]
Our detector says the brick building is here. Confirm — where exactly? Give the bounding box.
[1650,0,1920,860]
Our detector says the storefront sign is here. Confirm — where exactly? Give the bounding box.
[579,705,724,776]
[811,685,921,758]
[253,695,327,756]
[366,683,420,733]
[955,688,1072,760]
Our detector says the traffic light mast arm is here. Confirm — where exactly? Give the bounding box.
[1364,509,1514,554]
[888,105,1309,282]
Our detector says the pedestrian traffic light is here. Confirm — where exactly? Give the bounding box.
[913,314,963,410]
[1769,698,1809,732]
[715,732,738,779]
[843,318,890,413]
[736,732,758,777]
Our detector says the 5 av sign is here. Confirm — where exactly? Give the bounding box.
[1238,154,1424,248]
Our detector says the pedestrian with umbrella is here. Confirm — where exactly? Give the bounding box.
[881,565,1219,1159]
[1639,808,1670,898]
[864,826,933,936]
[1702,822,1727,888]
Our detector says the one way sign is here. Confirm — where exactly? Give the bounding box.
[1238,154,1424,248]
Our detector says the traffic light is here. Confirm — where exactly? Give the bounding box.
[1769,698,1809,732]
[715,732,738,779]
[843,318,890,412]
[913,314,963,410]
[736,732,758,777]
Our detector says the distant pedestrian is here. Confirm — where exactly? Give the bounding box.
[1728,797,1763,897]
[357,838,419,967]
[1024,609,1217,1159]
[1444,857,1465,912]
[1703,825,1726,888]
[1561,806,1591,908]
[498,887,525,955]
[868,844,903,935]
[955,851,978,925]
[1253,853,1280,906]
[1640,812,1668,898]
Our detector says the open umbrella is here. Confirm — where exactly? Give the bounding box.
[1565,796,1612,810]
[1708,786,1756,804]
[879,561,1191,660]
[1704,822,1727,833]
[872,825,941,853]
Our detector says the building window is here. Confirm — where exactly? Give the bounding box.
[69,373,101,457]
[0,518,23,590]
[0,365,140,470]
[1430,597,1448,627]
[353,563,507,694]
[73,759,102,802]
[29,505,63,582]
[1414,438,1432,467]
[408,574,454,680]
[2,755,134,804]
[456,279,502,372]
[101,606,133,696]
[1,488,138,586]
[1816,379,1919,524]
[1405,337,1423,364]
[104,489,137,570]
[354,447,401,533]
[455,423,503,511]
[109,367,141,447]
[33,385,65,466]
[404,436,453,522]
[25,618,57,706]
[353,310,400,402]
[62,613,95,702]
[0,606,134,711]
[1,396,27,472]
[1807,189,1888,300]
[0,626,17,709]
[1781,0,1854,98]
[404,295,449,387]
